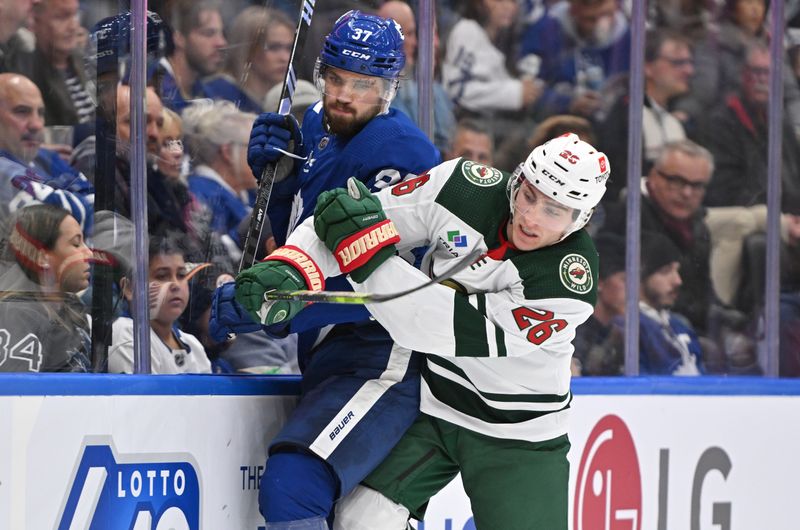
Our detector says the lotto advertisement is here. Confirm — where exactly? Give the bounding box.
[0,378,797,529]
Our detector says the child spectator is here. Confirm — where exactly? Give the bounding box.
[108,234,211,374]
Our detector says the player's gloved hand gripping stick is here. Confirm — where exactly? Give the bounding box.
[245,177,482,313]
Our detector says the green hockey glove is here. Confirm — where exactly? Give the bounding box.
[235,246,325,325]
[314,177,400,283]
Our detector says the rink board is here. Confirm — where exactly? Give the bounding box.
[1,375,798,530]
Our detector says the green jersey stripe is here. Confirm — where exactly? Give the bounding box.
[495,325,507,357]
[427,356,571,404]
[453,294,489,357]
[422,368,570,424]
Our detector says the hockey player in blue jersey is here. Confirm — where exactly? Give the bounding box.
[210,10,440,529]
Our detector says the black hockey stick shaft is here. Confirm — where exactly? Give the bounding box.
[264,249,484,304]
[238,0,317,272]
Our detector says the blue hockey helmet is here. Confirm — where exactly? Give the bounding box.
[86,10,167,80]
[319,10,405,79]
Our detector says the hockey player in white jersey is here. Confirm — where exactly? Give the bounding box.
[235,132,610,528]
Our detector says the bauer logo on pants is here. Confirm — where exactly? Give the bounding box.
[57,443,200,530]
[573,415,642,530]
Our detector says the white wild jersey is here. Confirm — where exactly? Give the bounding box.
[287,157,599,442]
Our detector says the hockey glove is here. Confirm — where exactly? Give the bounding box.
[208,282,264,342]
[247,113,303,183]
[235,247,324,325]
[314,177,400,283]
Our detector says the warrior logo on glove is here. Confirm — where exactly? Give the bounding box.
[314,177,400,283]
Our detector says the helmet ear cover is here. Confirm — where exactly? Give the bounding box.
[509,133,610,239]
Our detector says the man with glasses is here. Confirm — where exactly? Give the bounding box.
[603,139,716,343]
[210,10,439,529]
[598,28,694,201]
[696,42,800,330]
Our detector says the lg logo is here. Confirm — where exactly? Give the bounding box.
[574,415,733,530]
[574,415,642,530]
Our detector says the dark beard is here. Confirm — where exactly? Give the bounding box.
[323,104,380,138]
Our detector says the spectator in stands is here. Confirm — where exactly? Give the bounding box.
[157,0,227,112]
[638,230,705,375]
[0,204,92,372]
[572,232,625,376]
[182,100,257,261]
[109,233,212,374]
[28,0,94,127]
[157,107,185,182]
[494,113,596,173]
[0,73,93,233]
[603,139,714,336]
[442,0,543,135]
[204,7,295,113]
[598,28,694,201]
[0,0,35,74]
[679,0,800,139]
[71,83,200,245]
[699,43,800,209]
[379,0,456,154]
[519,0,631,119]
[446,118,493,166]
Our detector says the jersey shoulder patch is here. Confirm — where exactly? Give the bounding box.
[434,159,510,237]
[459,159,504,188]
[512,229,599,305]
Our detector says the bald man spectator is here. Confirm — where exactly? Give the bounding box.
[0,0,35,74]
[379,0,456,155]
[0,73,93,233]
[157,0,227,112]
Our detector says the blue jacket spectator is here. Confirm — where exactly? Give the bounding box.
[519,0,630,118]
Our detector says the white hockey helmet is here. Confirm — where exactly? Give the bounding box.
[508,132,610,239]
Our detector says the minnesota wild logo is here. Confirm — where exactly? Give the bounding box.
[462,160,502,187]
[559,254,593,294]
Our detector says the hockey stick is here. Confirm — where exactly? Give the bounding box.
[263,249,484,304]
[238,0,317,272]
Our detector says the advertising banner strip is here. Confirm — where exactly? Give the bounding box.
[0,374,302,396]
[0,374,799,397]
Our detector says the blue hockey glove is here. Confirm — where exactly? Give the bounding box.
[208,282,264,342]
[314,178,400,283]
[235,247,324,325]
[247,113,303,182]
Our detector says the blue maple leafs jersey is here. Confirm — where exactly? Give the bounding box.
[269,102,441,247]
